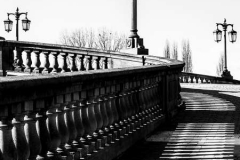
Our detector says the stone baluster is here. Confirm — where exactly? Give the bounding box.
[45,97,61,159]
[0,105,17,159]
[156,78,163,116]
[55,95,70,159]
[68,54,77,72]
[151,83,158,120]
[64,93,79,159]
[51,52,59,73]
[24,101,41,160]
[144,84,153,122]
[103,57,108,69]
[24,50,32,73]
[104,85,115,142]
[32,50,41,73]
[131,84,141,130]
[35,99,52,159]
[143,83,152,123]
[148,84,156,121]
[122,83,132,134]
[146,85,153,122]
[137,81,144,128]
[126,82,137,133]
[42,51,50,74]
[92,56,100,70]
[92,87,104,149]
[98,87,110,147]
[180,76,183,83]
[195,76,199,83]
[127,90,137,132]
[86,56,93,71]
[72,91,86,158]
[137,86,144,126]
[81,90,98,155]
[78,100,90,157]
[139,85,147,126]
[99,57,104,69]
[11,103,30,160]
[107,84,120,142]
[117,90,128,137]
[59,53,68,73]
[153,83,161,119]
[185,76,189,83]
[150,80,158,120]
[140,80,148,124]
[77,55,86,71]
[190,76,194,83]
[96,57,101,70]
[200,77,204,83]
[92,57,97,70]
[13,47,23,71]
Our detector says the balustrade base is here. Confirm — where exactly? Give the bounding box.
[84,115,165,160]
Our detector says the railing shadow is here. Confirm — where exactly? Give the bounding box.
[117,86,240,160]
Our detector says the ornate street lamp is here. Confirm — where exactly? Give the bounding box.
[213,27,222,43]
[213,19,237,79]
[4,8,31,41]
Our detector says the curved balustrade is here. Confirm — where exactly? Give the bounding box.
[0,40,184,160]
[180,72,240,84]
[0,40,168,76]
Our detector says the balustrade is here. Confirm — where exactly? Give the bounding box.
[0,40,184,160]
[179,72,240,84]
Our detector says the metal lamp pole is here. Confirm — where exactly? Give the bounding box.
[213,19,237,79]
[4,8,31,41]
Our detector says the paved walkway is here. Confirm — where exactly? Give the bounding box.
[116,83,240,160]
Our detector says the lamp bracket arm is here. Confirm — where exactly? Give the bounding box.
[7,13,15,17]
[18,12,28,17]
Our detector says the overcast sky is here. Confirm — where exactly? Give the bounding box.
[1,0,240,79]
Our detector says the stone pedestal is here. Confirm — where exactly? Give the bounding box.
[221,69,233,80]
[121,48,148,55]
[121,37,149,55]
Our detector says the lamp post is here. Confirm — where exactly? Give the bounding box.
[4,7,31,41]
[213,19,237,80]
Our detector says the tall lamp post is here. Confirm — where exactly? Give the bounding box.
[213,19,237,80]
[4,7,31,41]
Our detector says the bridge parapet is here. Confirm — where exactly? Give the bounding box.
[0,40,170,76]
[180,72,240,84]
[0,40,184,160]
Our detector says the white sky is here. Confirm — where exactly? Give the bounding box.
[1,0,240,79]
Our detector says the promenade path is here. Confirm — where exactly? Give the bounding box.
[116,83,240,160]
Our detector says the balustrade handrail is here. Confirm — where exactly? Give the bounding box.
[2,40,177,64]
[181,72,240,84]
[0,39,184,160]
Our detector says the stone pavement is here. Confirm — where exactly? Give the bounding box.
[115,83,240,160]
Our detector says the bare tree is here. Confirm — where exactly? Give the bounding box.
[59,29,86,47]
[216,53,224,76]
[163,40,170,58]
[85,28,96,48]
[59,27,126,52]
[182,40,193,73]
[171,42,178,60]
